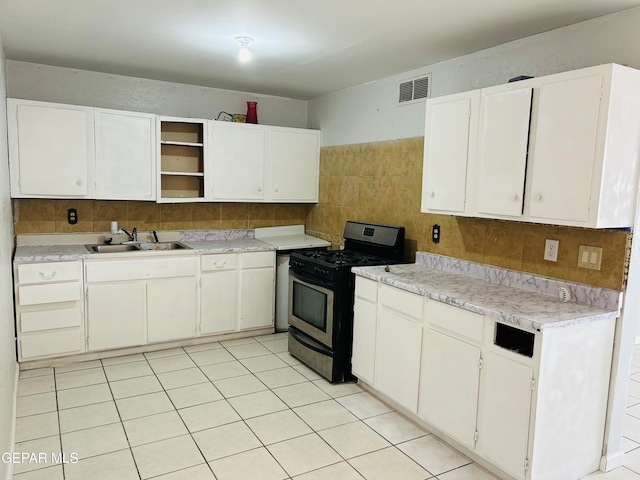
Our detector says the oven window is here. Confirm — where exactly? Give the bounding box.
[292,282,327,332]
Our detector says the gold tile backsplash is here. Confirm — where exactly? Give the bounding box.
[13,200,306,236]
[305,137,630,291]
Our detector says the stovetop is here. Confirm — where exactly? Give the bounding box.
[294,249,393,268]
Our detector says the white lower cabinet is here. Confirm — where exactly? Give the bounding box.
[147,276,197,342]
[352,275,616,480]
[200,251,275,334]
[86,281,145,351]
[14,260,85,360]
[419,328,481,449]
[352,277,378,385]
[375,303,423,413]
[476,352,533,480]
[85,255,198,352]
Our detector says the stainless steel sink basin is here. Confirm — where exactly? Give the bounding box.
[137,242,190,251]
[86,242,191,253]
[86,244,141,253]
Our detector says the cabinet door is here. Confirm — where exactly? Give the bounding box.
[201,270,237,334]
[95,109,156,200]
[269,129,319,202]
[211,123,265,200]
[421,91,479,213]
[352,297,377,384]
[528,75,603,222]
[87,282,145,351]
[419,328,481,448]
[476,88,532,217]
[8,100,94,197]
[476,352,533,480]
[147,276,197,342]
[239,267,274,330]
[374,308,422,413]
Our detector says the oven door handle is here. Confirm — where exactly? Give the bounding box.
[290,328,332,356]
[289,269,336,290]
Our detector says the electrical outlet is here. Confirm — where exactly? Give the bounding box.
[544,239,558,262]
[67,208,78,225]
[432,224,440,244]
[578,245,602,270]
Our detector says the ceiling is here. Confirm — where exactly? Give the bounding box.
[1,0,639,100]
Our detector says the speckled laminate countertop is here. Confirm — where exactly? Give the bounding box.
[13,239,275,262]
[352,263,617,332]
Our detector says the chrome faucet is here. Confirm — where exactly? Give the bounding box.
[150,230,159,243]
[121,227,137,242]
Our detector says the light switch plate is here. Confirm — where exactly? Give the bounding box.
[577,245,602,270]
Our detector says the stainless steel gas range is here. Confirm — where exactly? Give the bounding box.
[287,221,405,383]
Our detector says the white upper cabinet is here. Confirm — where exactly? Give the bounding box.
[210,122,266,201]
[475,87,532,217]
[423,63,640,228]
[8,99,95,198]
[95,109,156,200]
[209,121,321,203]
[421,90,480,213]
[270,128,320,202]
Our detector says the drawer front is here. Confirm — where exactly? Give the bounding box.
[20,307,82,333]
[18,282,81,306]
[19,331,84,360]
[427,300,484,342]
[18,261,81,284]
[202,253,237,271]
[86,256,198,282]
[379,284,424,320]
[355,276,378,302]
[241,251,275,269]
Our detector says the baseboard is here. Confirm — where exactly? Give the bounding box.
[5,363,18,480]
[600,450,625,472]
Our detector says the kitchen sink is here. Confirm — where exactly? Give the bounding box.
[86,244,141,253]
[137,242,190,251]
[86,242,191,253]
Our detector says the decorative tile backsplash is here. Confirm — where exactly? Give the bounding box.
[13,200,306,235]
[304,137,631,291]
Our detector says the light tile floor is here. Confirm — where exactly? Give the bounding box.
[11,334,640,480]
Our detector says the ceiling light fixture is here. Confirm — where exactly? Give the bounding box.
[235,36,254,63]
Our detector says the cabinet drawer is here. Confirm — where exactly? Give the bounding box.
[20,307,82,332]
[427,300,484,342]
[202,253,237,271]
[19,331,84,360]
[355,277,378,302]
[18,261,81,284]
[86,256,198,282]
[18,282,81,306]
[241,251,274,268]
[379,284,423,320]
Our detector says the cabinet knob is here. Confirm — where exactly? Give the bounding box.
[511,193,519,201]
[430,191,436,198]
[76,179,83,186]
[534,193,542,201]
[274,188,279,193]
[257,187,262,192]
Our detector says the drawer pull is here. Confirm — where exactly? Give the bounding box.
[39,271,57,280]
[215,261,227,268]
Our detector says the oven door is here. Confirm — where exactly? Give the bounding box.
[288,269,334,348]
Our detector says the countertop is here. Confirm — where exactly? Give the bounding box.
[254,225,331,251]
[352,263,617,332]
[13,238,275,262]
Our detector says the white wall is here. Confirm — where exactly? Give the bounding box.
[6,61,308,128]
[0,37,18,480]
[309,7,640,146]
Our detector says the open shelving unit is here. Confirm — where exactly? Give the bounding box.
[158,119,206,201]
